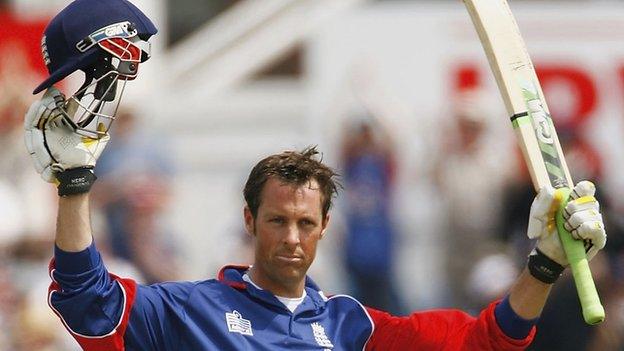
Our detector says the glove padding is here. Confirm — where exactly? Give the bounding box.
[24,87,109,183]
[527,180,607,266]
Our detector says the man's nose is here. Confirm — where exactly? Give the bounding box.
[283,224,301,247]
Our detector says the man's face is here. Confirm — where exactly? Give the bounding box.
[244,177,329,296]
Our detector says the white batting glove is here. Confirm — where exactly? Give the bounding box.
[24,87,109,194]
[527,181,607,267]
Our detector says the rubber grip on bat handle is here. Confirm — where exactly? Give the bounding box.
[555,187,605,325]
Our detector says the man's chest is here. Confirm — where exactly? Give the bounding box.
[178,293,372,351]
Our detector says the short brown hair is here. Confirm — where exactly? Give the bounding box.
[243,146,340,219]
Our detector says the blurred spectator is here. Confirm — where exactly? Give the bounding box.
[0,37,62,351]
[340,118,404,314]
[0,236,79,350]
[0,41,54,240]
[8,269,77,351]
[582,165,624,350]
[434,89,511,309]
[585,265,624,350]
[0,259,18,350]
[466,249,519,312]
[93,109,181,284]
[0,41,37,128]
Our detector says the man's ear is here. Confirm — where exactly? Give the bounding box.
[320,213,331,239]
[244,206,255,236]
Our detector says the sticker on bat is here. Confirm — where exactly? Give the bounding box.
[520,82,554,145]
[521,81,567,188]
[527,99,554,145]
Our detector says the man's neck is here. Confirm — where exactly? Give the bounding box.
[248,266,305,298]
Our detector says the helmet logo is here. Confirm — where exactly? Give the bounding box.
[105,24,128,37]
[76,21,138,53]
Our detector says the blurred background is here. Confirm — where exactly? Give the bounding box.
[2,0,624,349]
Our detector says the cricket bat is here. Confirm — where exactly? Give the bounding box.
[463,0,605,324]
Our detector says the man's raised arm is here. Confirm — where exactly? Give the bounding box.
[24,87,107,252]
[510,181,606,319]
[24,87,190,351]
[507,269,552,320]
[56,193,93,252]
[365,181,606,350]
[490,180,607,342]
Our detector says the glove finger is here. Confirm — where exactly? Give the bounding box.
[593,225,606,251]
[59,117,72,128]
[586,233,607,261]
[527,186,556,239]
[33,150,51,173]
[25,87,65,130]
[570,180,596,200]
[49,117,62,129]
[564,195,599,220]
[586,248,598,262]
[45,109,66,128]
[43,86,64,103]
[99,133,111,143]
[51,163,65,173]
[41,165,57,184]
[24,100,46,130]
[24,128,36,154]
[24,129,53,173]
[572,221,606,247]
[88,136,110,161]
[53,92,66,109]
[42,87,66,122]
[564,209,603,235]
[28,153,46,174]
[527,216,545,240]
[533,186,556,216]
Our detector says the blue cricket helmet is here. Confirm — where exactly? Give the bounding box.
[33,0,158,94]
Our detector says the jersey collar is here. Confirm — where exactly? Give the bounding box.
[217,265,328,314]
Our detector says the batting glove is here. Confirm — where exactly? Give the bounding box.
[24,87,109,196]
[526,181,607,283]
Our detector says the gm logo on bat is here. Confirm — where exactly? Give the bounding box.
[528,98,555,145]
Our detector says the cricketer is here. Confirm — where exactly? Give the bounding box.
[24,0,607,350]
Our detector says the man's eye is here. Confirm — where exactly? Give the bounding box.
[270,218,284,224]
[301,219,315,226]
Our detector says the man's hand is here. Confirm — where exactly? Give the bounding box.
[24,87,109,195]
[527,181,607,267]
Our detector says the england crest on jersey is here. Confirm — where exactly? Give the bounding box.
[225,310,253,336]
[311,322,333,350]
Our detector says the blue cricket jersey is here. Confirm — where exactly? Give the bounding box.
[48,242,535,350]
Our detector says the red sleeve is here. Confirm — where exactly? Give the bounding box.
[365,301,535,351]
[47,258,138,351]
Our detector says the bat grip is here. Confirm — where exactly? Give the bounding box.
[555,187,605,325]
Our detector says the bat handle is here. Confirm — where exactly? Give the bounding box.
[555,187,605,325]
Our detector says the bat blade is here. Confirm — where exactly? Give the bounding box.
[463,0,604,324]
